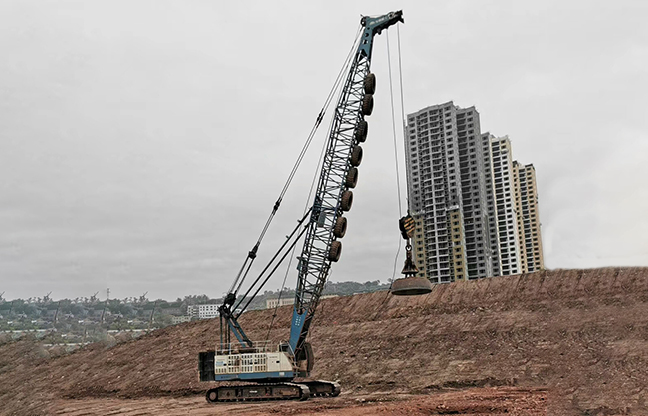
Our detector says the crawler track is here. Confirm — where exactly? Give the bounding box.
[299,380,341,397]
[205,382,310,403]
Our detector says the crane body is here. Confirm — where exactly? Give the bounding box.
[199,10,404,403]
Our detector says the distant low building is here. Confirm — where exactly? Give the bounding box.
[162,307,183,316]
[266,294,337,310]
[171,315,192,324]
[191,304,221,319]
[266,297,294,309]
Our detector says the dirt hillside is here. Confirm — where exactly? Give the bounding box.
[1,267,647,415]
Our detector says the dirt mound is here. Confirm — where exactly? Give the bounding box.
[1,267,647,415]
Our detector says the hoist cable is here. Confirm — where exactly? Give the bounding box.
[387,29,404,291]
[228,25,363,296]
[233,208,312,314]
[235,223,310,317]
[375,24,406,316]
[386,30,403,219]
[397,24,410,213]
[278,24,364,202]
[265,73,344,341]
[264,263,291,342]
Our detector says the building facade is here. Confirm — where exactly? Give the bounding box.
[171,315,192,325]
[405,101,494,283]
[191,304,221,319]
[513,162,545,272]
[406,102,544,282]
[490,136,522,275]
[481,133,501,276]
[266,297,294,309]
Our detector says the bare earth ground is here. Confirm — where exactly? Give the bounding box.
[1,267,648,415]
[53,388,548,415]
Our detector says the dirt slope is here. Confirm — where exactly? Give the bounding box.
[1,267,647,415]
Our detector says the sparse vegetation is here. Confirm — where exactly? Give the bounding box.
[0,280,390,341]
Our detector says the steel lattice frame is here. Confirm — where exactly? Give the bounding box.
[288,11,405,357]
[290,52,371,353]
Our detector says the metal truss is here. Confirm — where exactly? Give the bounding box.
[291,52,371,353]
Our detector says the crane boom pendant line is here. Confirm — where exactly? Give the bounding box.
[226,26,364,298]
[289,11,404,357]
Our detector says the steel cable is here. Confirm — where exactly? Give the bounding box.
[397,24,409,213]
[374,25,407,318]
[265,104,336,342]
[229,25,363,296]
[386,29,404,288]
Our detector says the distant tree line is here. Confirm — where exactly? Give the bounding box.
[0,279,390,322]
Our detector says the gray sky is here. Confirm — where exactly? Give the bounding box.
[1,1,646,300]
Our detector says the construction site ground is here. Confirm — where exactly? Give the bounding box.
[1,267,647,415]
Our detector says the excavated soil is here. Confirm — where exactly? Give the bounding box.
[1,267,647,415]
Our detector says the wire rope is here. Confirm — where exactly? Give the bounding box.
[386,30,403,219]
[262,26,363,338]
[397,24,410,213]
[229,25,363,296]
[374,25,407,318]
[386,30,404,287]
[264,66,345,341]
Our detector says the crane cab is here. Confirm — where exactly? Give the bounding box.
[199,341,297,382]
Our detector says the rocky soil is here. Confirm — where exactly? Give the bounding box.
[1,267,647,415]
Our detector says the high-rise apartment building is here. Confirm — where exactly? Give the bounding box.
[405,101,545,282]
[405,102,494,283]
[490,136,522,275]
[513,162,545,272]
[481,133,500,276]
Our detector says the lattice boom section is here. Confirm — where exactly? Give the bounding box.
[296,53,371,316]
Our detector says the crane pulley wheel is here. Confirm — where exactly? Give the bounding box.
[362,94,374,116]
[350,145,363,167]
[355,120,368,142]
[364,73,376,94]
[340,191,353,211]
[333,216,347,238]
[345,167,359,189]
[328,241,342,262]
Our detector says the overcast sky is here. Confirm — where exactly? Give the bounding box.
[1,1,646,301]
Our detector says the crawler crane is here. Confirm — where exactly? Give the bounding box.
[199,11,405,403]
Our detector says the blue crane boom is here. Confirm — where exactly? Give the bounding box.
[289,10,404,358]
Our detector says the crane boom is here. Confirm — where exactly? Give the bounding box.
[290,11,404,357]
[200,11,404,403]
